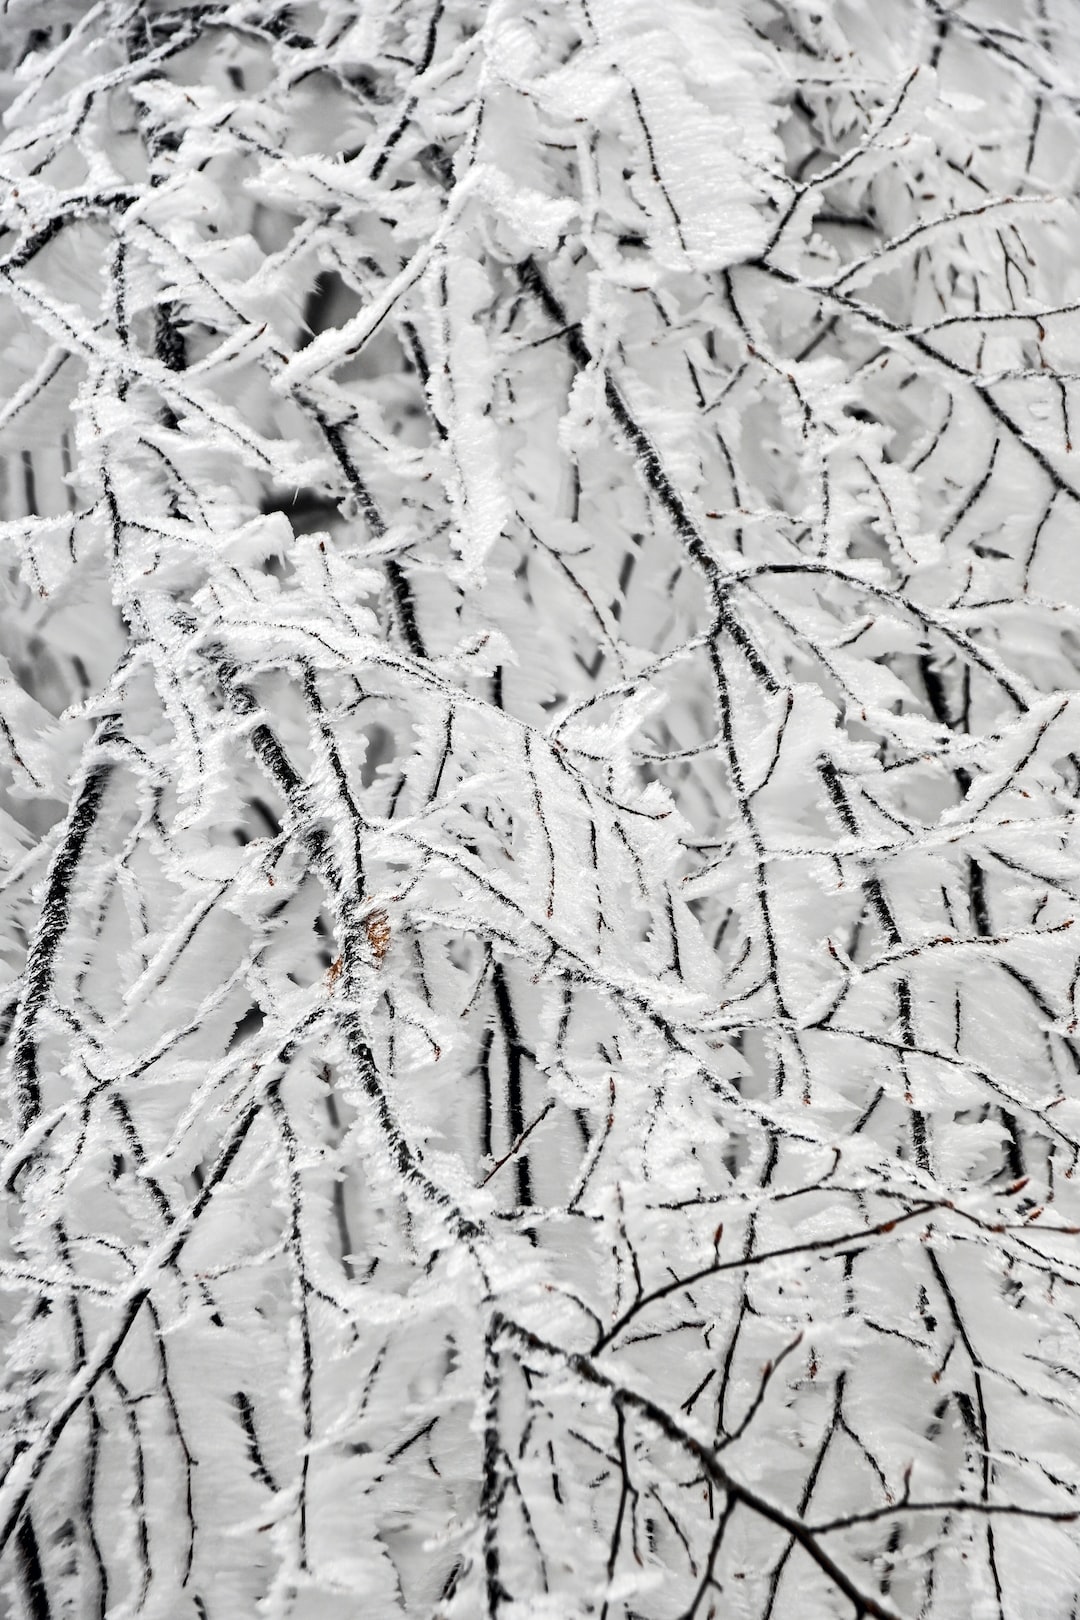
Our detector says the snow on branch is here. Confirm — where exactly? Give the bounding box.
[2,2,1080,1617]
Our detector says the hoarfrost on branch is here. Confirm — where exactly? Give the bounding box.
[1,2,1080,1617]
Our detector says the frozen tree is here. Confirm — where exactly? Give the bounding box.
[4,1,1080,1616]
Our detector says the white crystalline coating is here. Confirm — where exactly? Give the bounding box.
[585,0,778,270]
[3,2,1080,1617]
[422,249,508,582]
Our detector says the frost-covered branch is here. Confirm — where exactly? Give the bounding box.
[3,2,1080,1617]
